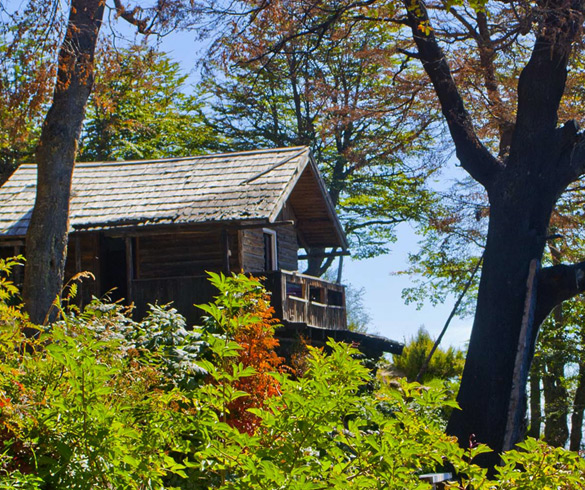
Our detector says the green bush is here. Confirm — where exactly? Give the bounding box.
[0,262,583,488]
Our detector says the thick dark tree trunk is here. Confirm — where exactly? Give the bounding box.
[570,361,585,451]
[447,177,555,465]
[23,0,105,324]
[401,0,585,464]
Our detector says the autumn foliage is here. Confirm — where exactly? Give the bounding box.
[227,282,283,434]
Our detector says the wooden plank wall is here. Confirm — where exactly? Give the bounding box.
[132,275,216,324]
[64,233,101,305]
[277,225,298,271]
[240,226,299,273]
[136,228,239,279]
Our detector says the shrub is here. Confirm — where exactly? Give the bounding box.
[0,263,583,488]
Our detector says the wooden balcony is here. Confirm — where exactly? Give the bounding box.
[130,270,346,330]
[262,270,347,330]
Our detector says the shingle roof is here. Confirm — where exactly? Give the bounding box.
[0,147,347,247]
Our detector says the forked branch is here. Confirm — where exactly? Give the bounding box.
[402,0,502,189]
[535,261,585,327]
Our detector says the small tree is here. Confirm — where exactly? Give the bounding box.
[393,327,465,384]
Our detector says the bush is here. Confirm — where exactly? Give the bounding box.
[0,263,583,488]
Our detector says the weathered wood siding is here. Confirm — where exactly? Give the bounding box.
[135,228,240,279]
[277,205,299,271]
[240,207,298,273]
[277,225,298,271]
[64,232,101,305]
[132,275,216,325]
[240,229,265,272]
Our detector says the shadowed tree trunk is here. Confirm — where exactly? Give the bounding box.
[570,361,585,451]
[23,0,105,324]
[542,306,570,447]
[403,0,585,465]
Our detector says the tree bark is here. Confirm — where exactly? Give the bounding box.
[570,361,585,451]
[23,0,105,324]
[447,182,555,466]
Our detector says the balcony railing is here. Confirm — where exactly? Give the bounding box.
[262,270,347,330]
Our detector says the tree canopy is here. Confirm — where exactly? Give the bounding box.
[80,43,218,162]
[201,11,443,273]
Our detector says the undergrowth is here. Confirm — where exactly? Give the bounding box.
[0,259,582,488]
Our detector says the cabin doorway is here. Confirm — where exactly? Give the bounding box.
[100,236,127,303]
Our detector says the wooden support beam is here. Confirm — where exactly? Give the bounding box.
[298,250,350,260]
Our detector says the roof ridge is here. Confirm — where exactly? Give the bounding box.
[47,146,310,168]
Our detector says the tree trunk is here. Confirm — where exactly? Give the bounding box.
[402,0,585,465]
[447,174,556,466]
[542,306,569,447]
[570,361,585,451]
[543,358,570,447]
[527,356,542,439]
[23,0,105,325]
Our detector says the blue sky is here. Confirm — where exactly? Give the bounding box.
[342,225,473,350]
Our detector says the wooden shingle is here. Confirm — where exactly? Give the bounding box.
[0,146,347,249]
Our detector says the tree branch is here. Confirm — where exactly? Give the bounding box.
[402,0,502,189]
[510,0,584,168]
[535,261,585,327]
[113,0,151,34]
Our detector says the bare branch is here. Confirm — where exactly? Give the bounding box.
[113,0,151,34]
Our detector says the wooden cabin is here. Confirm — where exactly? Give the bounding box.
[0,147,402,357]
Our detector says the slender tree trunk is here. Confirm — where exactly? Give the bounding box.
[542,306,570,447]
[527,356,542,439]
[23,0,105,324]
[570,361,585,451]
[543,359,570,447]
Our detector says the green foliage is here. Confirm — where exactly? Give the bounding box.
[80,43,218,162]
[201,13,442,264]
[0,2,61,178]
[393,327,465,383]
[0,262,583,488]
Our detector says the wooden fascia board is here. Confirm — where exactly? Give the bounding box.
[268,149,349,250]
[268,148,311,223]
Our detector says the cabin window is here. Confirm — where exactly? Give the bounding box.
[286,281,303,298]
[327,289,344,306]
[309,285,324,303]
[263,229,278,271]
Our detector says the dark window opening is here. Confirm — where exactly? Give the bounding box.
[101,236,127,303]
[263,230,277,271]
[309,286,324,303]
[286,281,303,298]
[327,290,344,306]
